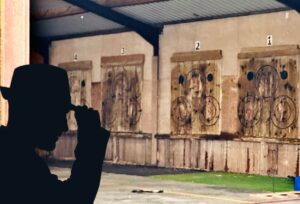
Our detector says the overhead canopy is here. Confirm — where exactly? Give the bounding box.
[31,0,295,56]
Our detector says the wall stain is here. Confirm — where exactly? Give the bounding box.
[205,151,208,169]
[246,148,250,173]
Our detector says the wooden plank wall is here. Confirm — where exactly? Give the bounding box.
[52,132,152,166]
[105,133,152,165]
[51,134,300,177]
[155,137,300,177]
[52,132,77,160]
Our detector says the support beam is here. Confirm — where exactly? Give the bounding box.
[31,0,168,20]
[96,0,168,7]
[277,0,300,12]
[32,5,85,20]
[64,0,162,56]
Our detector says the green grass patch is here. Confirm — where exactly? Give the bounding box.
[151,172,294,192]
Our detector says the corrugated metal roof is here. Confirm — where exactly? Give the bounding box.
[31,0,73,11]
[33,12,125,38]
[33,0,290,39]
[113,0,288,25]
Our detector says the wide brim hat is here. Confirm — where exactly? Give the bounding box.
[0,86,10,100]
[0,64,71,110]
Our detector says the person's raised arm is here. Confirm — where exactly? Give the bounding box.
[57,106,110,204]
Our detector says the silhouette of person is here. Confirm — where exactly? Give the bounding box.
[0,64,110,204]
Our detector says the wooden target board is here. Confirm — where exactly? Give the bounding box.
[237,45,299,139]
[170,50,222,135]
[59,61,92,131]
[101,54,144,132]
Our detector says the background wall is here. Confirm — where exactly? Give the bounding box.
[50,32,155,134]
[51,11,300,136]
[158,10,300,135]
[51,10,300,176]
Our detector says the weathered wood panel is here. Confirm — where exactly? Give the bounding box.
[238,45,300,59]
[157,139,165,167]
[184,139,191,168]
[238,46,299,139]
[104,133,152,165]
[171,52,221,135]
[52,132,77,160]
[190,139,200,169]
[101,54,144,132]
[102,54,144,66]
[171,50,222,62]
[221,76,239,134]
[59,61,93,131]
[154,137,300,177]
[52,133,300,177]
[104,137,113,160]
[91,82,101,112]
[59,61,92,71]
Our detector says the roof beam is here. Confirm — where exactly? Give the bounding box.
[96,0,169,7]
[64,0,162,55]
[31,0,169,20]
[277,0,300,12]
[32,6,85,20]
[48,28,130,41]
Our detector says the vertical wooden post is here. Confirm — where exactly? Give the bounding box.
[297,54,300,140]
[151,56,158,165]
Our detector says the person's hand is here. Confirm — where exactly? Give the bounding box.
[74,105,101,131]
[73,106,110,158]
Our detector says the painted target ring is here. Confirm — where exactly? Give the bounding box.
[199,96,220,126]
[125,98,142,126]
[255,65,279,98]
[238,95,262,128]
[271,95,296,129]
[113,71,129,100]
[101,98,117,126]
[171,97,192,126]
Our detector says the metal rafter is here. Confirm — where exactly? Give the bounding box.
[32,6,85,20]
[96,0,169,7]
[64,0,162,55]
[277,0,300,12]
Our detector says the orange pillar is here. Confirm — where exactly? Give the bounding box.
[1,0,30,124]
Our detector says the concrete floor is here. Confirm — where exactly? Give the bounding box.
[50,167,300,204]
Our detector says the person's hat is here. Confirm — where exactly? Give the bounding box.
[0,64,71,109]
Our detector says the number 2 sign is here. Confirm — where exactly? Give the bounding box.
[195,41,201,51]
